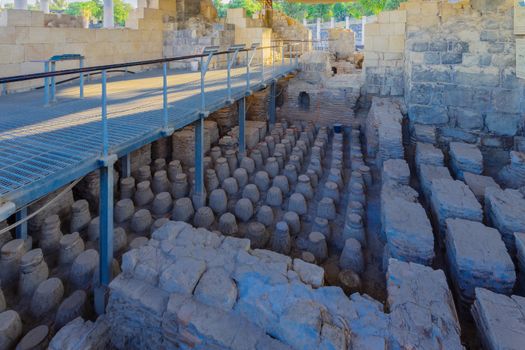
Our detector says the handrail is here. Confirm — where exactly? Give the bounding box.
[0,42,304,84]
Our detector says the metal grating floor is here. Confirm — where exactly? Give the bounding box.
[0,63,295,207]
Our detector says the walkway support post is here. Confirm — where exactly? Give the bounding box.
[316,18,321,41]
[194,116,205,208]
[226,44,245,103]
[95,69,117,315]
[103,0,114,28]
[345,16,350,30]
[246,43,260,92]
[14,0,27,9]
[362,16,367,46]
[121,154,131,178]
[15,207,27,240]
[239,97,246,156]
[269,80,276,126]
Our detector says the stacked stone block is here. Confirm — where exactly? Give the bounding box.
[446,218,515,304]
[485,187,525,253]
[471,288,525,350]
[387,259,463,350]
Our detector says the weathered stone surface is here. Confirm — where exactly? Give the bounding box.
[472,288,525,350]
[194,267,237,311]
[415,142,444,169]
[418,164,453,200]
[387,259,463,350]
[449,142,483,180]
[430,179,483,236]
[463,172,500,202]
[49,317,110,350]
[159,256,206,295]
[383,198,434,266]
[382,159,410,185]
[292,259,324,288]
[446,219,515,303]
[486,187,525,253]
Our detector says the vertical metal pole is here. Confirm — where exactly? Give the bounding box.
[316,18,321,42]
[102,70,109,158]
[15,207,27,240]
[239,97,246,155]
[44,61,50,106]
[330,17,335,29]
[51,61,56,103]
[227,52,232,101]
[269,81,276,126]
[246,51,250,91]
[295,44,299,67]
[163,62,168,130]
[345,16,350,30]
[281,42,285,66]
[200,56,205,111]
[261,47,265,84]
[362,16,367,47]
[95,161,114,315]
[194,117,204,207]
[121,154,131,178]
[79,57,84,99]
[289,44,292,65]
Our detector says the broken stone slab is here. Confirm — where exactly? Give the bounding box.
[415,142,444,169]
[429,179,483,238]
[446,219,515,303]
[387,259,463,350]
[449,142,483,180]
[471,288,525,350]
[48,317,110,350]
[463,172,500,203]
[485,187,525,254]
[194,267,237,311]
[292,258,324,288]
[382,159,410,186]
[382,198,434,266]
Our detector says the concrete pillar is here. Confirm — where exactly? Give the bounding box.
[316,18,321,41]
[330,17,335,29]
[103,0,114,28]
[40,0,49,13]
[14,0,28,10]
[345,16,350,30]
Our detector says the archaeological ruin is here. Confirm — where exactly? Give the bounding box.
[0,0,525,348]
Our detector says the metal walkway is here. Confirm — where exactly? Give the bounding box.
[0,62,296,210]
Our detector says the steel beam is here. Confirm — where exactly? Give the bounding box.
[95,158,115,315]
[120,153,131,178]
[194,117,205,208]
[269,80,276,126]
[15,207,27,240]
[239,97,246,155]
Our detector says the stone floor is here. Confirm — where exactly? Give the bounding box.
[1,92,525,349]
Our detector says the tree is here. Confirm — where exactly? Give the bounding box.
[113,0,132,26]
[50,0,67,11]
[64,0,130,26]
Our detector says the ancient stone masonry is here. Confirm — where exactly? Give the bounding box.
[471,288,525,350]
[402,1,525,149]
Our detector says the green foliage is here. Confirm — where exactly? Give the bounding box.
[64,0,130,26]
[50,0,67,11]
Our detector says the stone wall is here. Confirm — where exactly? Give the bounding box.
[0,8,164,92]
[363,9,406,96]
[405,1,524,148]
[364,0,524,151]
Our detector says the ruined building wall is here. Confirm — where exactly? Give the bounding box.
[364,0,524,149]
[0,8,165,92]
[405,1,524,148]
